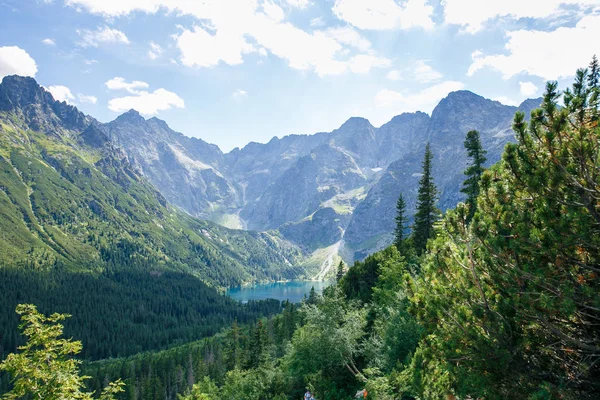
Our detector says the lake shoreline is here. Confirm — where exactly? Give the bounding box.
[226,280,334,303]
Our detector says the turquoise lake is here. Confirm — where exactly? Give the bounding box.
[226,280,332,303]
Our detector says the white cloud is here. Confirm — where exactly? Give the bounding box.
[323,26,371,51]
[247,14,391,76]
[0,46,38,79]
[468,15,600,80]
[263,1,285,22]
[285,0,313,8]
[176,25,256,68]
[386,70,402,81]
[46,85,75,104]
[108,88,185,115]
[42,38,56,46]
[148,41,163,60]
[519,81,538,97]
[77,26,130,48]
[65,0,158,16]
[78,94,98,104]
[66,0,392,77]
[332,0,435,30]
[84,59,98,65]
[105,77,149,94]
[232,89,248,101]
[442,0,600,33]
[176,14,391,76]
[376,81,465,113]
[413,60,442,83]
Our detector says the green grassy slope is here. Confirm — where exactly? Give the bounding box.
[0,113,303,286]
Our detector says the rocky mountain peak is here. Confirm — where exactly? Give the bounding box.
[115,109,146,124]
[0,75,55,111]
[147,116,169,130]
[0,75,89,132]
[338,116,373,131]
[386,111,430,126]
[436,90,490,110]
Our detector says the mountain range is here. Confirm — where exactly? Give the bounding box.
[0,74,541,278]
[102,82,540,264]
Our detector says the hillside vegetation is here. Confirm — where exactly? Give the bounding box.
[1,60,599,400]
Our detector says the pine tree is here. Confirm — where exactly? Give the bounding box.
[336,261,345,283]
[588,54,599,89]
[412,143,439,255]
[460,130,487,223]
[307,286,318,305]
[394,193,408,251]
[246,320,269,369]
[224,320,243,370]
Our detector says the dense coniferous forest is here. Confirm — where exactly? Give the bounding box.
[1,62,599,399]
[0,268,283,363]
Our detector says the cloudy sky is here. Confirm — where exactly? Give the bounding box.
[0,0,599,151]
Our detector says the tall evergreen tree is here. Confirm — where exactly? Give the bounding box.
[588,54,599,89]
[224,320,243,370]
[307,287,318,305]
[394,193,408,251]
[336,261,345,283]
[246,320,269,369]
[412,143,439,254]
[460,130,487,223]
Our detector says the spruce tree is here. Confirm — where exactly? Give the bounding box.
[246,320,268,369]
[588,54,599,89]
[412,143,439,255]
[460,130,487,223]
[394,193,408,251]
[336,261,345,283]
[307,286,318,305]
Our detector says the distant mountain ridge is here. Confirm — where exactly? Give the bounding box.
[104,86,539,262]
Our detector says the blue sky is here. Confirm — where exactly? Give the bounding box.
[0,0,599,152]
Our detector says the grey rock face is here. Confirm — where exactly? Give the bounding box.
[229,112,430,242]
[241,143,367,230]
[0,75,90,134]
[106,111,241,223]
[224,133,330,205]
[280,207,351,252]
